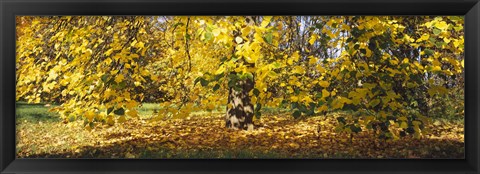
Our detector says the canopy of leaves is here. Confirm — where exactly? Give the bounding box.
[16,16,464,140]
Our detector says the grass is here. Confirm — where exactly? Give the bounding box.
[16,102,61,123]
[136,103,162,117]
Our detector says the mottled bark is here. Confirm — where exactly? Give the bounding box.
[226,74,254,131]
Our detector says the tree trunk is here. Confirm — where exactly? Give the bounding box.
[226,74,254,131]
[225,17,255,131]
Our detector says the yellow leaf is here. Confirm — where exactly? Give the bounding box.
[126,109,139,118]
[331,99,344,110]
[316,65,326,73]
[114,74,124,83]
[85,110,95,122]
[118,116,126,123]
[317,105,328,113]
[319,81,330,88]
[235,36,243,44]
[134,81,141,87]
[364,116,375,122]
[111,69,119,75]
[261,16,272,28]
[322,89,330,98]
[290,96,299,102]
[212,29,221,36]
[291,52,300,62]
[215,65,226,75]
[288,142,300,149]
[416,34,429,42]
[331,69,339,76]
[287,58,294,65]
[292,66,305,74]
[308,56,317,65]
[106,116,114,126]
[309,34,317,45]
[365,48,372,57]
[434,21,448,30]
[302,96,314,104]
[137,42,145,49]
[141,69,150,76]
[432,66,442,72]
[443,37,451,43]
[331,90,336,96]
[125,152,136,158]
[412,120,422,126]
[104,48,114,56]
[126,100,137,109]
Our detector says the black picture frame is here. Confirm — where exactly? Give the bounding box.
[1,0,479,173]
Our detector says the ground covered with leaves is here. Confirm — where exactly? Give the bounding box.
[16,103,464,159]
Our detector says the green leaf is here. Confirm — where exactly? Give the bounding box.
[255,103,262,112]
[117,81,126,89]
[435,41,444,47]
[213,74,224,81]
[213,84,220,91]
[359,49,366,54]
[350,124,362,133]
[298,104,308,113]
[200,78,209,87]
[255,111,262,119]
[253,88,260,96]
[107,107,114,115]
[433,28,441,35]
[346,37,353,43]
[246,72,254,80]
[337,117,346,124]
[369,99,381,108]
[354,44,360,50]
[292,110,301,118]
[68,115,76,122]
[264,32,273,44]
[290,102,299,110]
[101,74,110,83]
[194,77,201,85]
[220,57,228,63]
[424,49,434,55]
[114,108,125,115]
[205,32,213,41]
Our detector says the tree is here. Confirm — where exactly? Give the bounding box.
[16,16,464,140]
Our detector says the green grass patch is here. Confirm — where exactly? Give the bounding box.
[16,102,60,123]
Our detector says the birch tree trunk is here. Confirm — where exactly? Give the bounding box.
[225,76,254,131]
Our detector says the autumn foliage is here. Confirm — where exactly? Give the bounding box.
[16,16,464,142]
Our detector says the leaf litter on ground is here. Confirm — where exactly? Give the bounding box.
[16,112,464,159]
